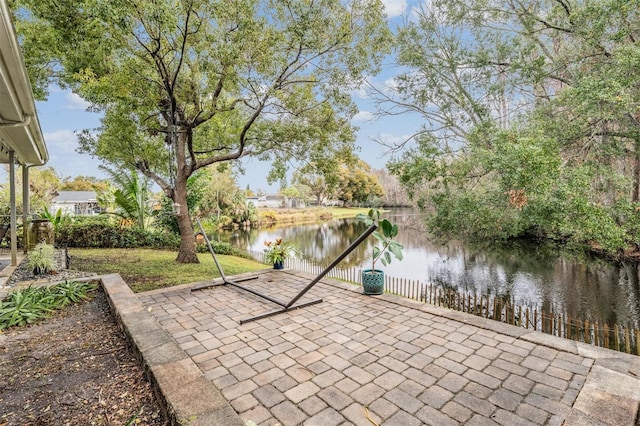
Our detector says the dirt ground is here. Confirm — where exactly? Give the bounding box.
[0,287,169,426]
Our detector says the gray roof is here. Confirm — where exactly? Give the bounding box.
[53,191,98,203]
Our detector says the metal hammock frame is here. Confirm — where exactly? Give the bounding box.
[191,217,376,324]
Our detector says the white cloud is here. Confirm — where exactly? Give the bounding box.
[382,77,399,93]
[64,92,91,110]
[353,84,370,100]
[377,132,415,149]
[42,129,108,179]
[352,111,376,122]
[383,0,407,18]
[43,129,78,154]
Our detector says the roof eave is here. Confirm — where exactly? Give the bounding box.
[0,1,48,166]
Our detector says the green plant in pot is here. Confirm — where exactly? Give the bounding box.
[356,209,403,295]
[27,242,56,275]
[264,238,296,269]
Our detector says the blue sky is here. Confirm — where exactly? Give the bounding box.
[30,0,421,194]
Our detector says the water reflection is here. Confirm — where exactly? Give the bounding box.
[212,209,640,327]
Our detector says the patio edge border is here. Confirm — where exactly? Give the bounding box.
[98,273,244,426]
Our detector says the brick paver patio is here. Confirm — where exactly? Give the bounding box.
[138,269,640,426]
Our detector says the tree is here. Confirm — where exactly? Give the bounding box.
[60,176,109,192]
[293,160,342,206]
[335,160,384,206]
[372,169,409,207]
[14,0,391,262]
[0,166,60,215]
[383,0,640,253]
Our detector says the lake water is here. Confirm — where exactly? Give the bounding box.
[212,209,640,328]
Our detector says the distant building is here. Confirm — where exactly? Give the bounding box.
[51,191,102,215]
[255,195,285,208]
[247,194,307,208]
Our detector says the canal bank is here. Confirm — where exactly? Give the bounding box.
[215,210,640,340]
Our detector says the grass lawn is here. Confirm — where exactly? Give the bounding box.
[69,248,267,293]
[326,207,370,218]
[258,206,369,225]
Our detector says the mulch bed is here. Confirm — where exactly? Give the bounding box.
[0,287,169,426]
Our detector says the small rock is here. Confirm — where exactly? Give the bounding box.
[60,392,76,406]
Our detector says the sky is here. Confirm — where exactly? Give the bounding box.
[28,0,422,194]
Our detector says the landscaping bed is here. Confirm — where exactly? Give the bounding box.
[0,287,168,425]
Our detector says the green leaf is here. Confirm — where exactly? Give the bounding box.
[380,219,393,237]
[389,243,404,261]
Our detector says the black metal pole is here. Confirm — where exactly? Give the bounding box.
[226,280,288,307]
[195,217,227,282]
[285,224,376,308]
[239,298,324,324]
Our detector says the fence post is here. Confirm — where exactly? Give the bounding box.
[485,296,490,319]
[583,319,588,344]
[625,327,631,354]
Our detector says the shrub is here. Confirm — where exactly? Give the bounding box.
[27,242,56,274]
[260,210,278,226]
[56,217,179,249]
[195,239,251,258]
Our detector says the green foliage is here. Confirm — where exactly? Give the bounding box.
[0,281,97,330]
[384,0,640,256]
[40,206,66,232]
[15,0,391,262]
[99,167,153,231]
[427,190,522,241]
[154,171,210,234]
[356,209,403,270]
[336,160,384,206]
[195,240,243,256]
[263,239,297,264]
[48,280,97,307]
[59,175,109,192]
[0,287,52,328]
[56,216,179,249]
[0,166,61,216]
[154,169,257,233]
[26,242,56,274]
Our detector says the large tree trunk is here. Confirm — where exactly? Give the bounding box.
[633,139,640,203]
[174,176,199,264]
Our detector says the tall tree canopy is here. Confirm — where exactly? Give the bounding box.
[13,0,391,262]
[382,0,640,254]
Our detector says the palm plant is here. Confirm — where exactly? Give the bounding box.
[40,206,66,232]
[99,167,152,230]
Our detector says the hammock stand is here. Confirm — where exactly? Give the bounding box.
[191,217,376,324]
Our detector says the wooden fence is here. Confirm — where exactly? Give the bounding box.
[253,252,639,356]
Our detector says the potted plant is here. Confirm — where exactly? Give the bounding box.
[356,209,404,295]
[27,242,56,275]
[263,238,296,269]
